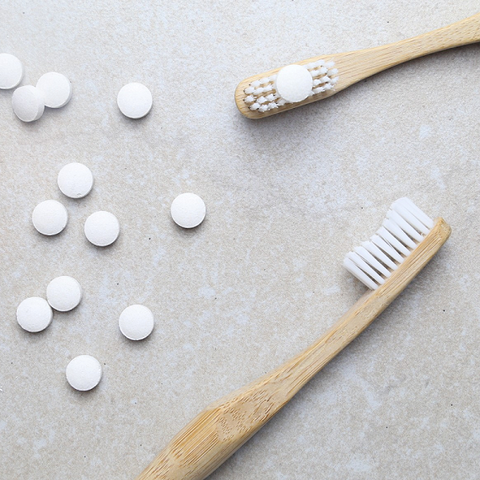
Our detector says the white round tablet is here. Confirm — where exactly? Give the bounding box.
[57,162,94,199]
[119,304,155,341]
[171,193,206,229]
[84,211,120,247]
[12,85,45,122]
[66,355,102,391]
[32,199,68,236]
[16,297,53,333]
[36,72,72,108]
[0,53,24,89]
[117,82,152,119]
[46,276,82,312]
[275,64,313,103]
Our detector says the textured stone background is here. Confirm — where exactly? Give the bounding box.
[1,1,479,479]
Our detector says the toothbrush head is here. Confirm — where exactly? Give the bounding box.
[343,198,438,290]
[236,59,339,117]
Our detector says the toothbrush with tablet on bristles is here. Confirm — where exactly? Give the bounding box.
[136,198,451,480]
[235,12,480,118]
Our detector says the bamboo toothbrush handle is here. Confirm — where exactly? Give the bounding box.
[137,219,451,480]
[333,12,480,92]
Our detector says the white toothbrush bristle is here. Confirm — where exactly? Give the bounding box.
[343,257,379,290]
[243,59,338,113]
[343,198,434,289]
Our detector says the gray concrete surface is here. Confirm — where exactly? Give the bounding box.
[1,1,479,479]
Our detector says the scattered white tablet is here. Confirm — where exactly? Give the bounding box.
[12,85,45,122]
[16,297,53,333]
[36,72,72,108]
[119,304,154,341]
[66,355,102,391]
[32,199,68,236]
[275,64,313,103]
[117,82,152,119]
[171,193,206,229]
[46,276,82,312]
[84,211,120,247]
[57,162,94,198]
[0,53,24,89]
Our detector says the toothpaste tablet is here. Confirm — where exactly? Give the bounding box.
[84,211,120,247]
[171,193,206,229]
[275,64,313,103]
[117,82,152,119]
[57,162,94,198]
[119,304,155,341]
[32,199,68,236]
[36,72,72,108]
[66,355,102,391]
[16,297,53,333]
[46,276,82,312]
[0,53,24,89]
[12,85,45,122]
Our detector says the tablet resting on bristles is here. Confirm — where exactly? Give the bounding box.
[242,60,339,113]
[136,198,451,480]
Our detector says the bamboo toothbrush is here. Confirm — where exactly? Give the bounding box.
[137,197,451,480]
[235,12,480,119]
